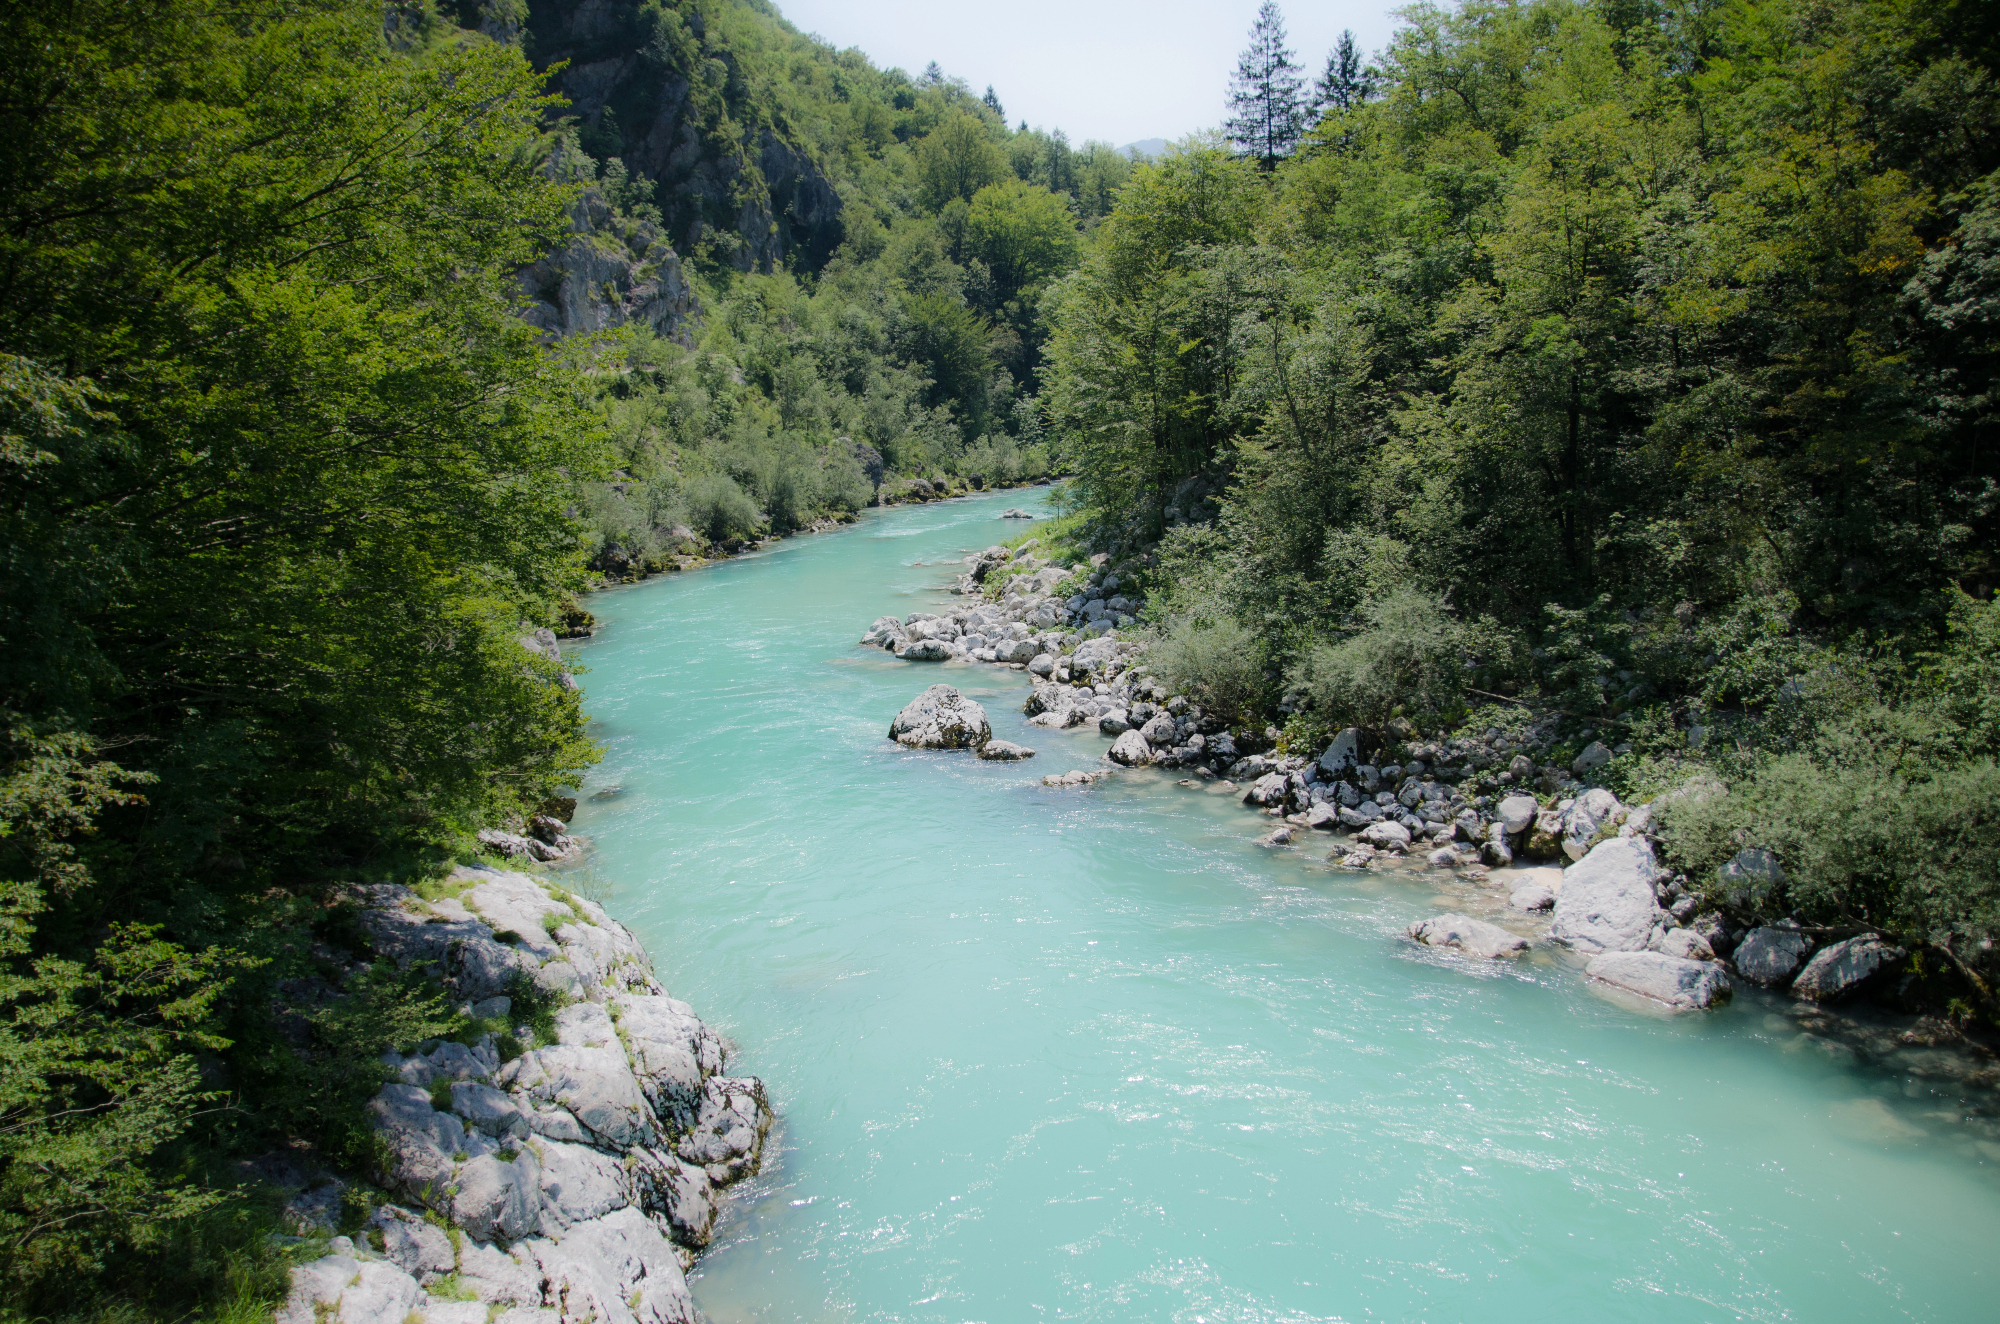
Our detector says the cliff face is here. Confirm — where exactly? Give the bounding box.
[517,185,695,340]
[523,0,844,273]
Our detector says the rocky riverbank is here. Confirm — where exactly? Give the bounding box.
[272,868,772,1324]
[857,546,1955,1025]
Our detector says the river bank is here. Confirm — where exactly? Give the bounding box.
[272,869,772,1324]
[854,507,1990,1033]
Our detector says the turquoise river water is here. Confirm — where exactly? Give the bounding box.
[567,487,1996,1323]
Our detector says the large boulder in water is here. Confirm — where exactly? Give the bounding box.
[889,685,992,750]
[1791,934,1905,1003]
[1108,729,1152,766]
[1549,837,1664,954]
[1409,913,1528,959]
[1585,951,1732,1009]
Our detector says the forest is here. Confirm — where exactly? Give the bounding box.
[0,0,1996,1318]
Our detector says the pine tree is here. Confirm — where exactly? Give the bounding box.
[1225,1,1306,168]
[1314,29,1376,114]
[983,84,1005,120]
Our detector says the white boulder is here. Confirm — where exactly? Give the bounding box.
[1549,837,1664,954]
[888,685,992,750]
[1108,729,1152,766]
[1586,951,1732,1008]
[1497,794,1539,835]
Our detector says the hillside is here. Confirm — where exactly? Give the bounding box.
[463,0,1143,571]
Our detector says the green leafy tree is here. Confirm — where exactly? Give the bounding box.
[965,179,1083,300]
[916,111,1007,210]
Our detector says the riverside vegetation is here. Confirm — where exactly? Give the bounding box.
[2,0,1998,1320]
[1029,1,2000,1026]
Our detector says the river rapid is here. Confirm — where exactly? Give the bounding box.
[569,487,1996,1324]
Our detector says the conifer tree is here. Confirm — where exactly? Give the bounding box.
[1226,1,1306,168]
[1313,29,1375,114]
[983,84,1005,119]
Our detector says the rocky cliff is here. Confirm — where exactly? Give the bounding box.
[522,0,844,273]
[275,867,771,1324]
[516,181,695,341]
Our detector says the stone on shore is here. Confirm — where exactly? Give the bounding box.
[1509,881,1556,911]
[1318,728,1360,776]
[278,867,758,1324]
[1497,794,1539,835]
[1791,934,1904,1002]
[1549,837,1664,954]
[1585,951,1732,1009]
[1359,820,1412,850]
[1653,927,1716,962]
[889,684,992,750]
[1409,913,1529,958]
[1108,729,1153,766]
[1732,926,1813,987]
[977,739,1036,761]
[1561,788,1622,861]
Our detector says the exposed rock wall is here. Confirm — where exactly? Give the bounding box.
[521,0,844,273]
[516,186,694,341]
[276,867,771,1324]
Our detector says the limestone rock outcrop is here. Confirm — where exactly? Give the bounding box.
[275,867,771,1324]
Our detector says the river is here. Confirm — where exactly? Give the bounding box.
[568,487,1996,1323]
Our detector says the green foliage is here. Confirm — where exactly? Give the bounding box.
[0,922,256,1291]
[1291,589,1480,727]
[504,970,568,1052]
[1641,596,2000,987]
[917,112,1007,210]
[1035,0,2000,984]
[1147,595,1270,724]
[0,0,604,1311]
[685,472,764,544]
[965,180,1082,300]
[247,963,462,1172]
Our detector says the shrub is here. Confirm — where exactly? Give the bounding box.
[1148,595,1267,722]
[1653,598,2000,1003]
[1658,705,2000,943]
[1290,588,1476,726]
[683,473,761,544]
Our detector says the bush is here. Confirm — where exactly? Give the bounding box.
[1657,703,2000,943]
[1652,598,2000,999]
[1148,596,1267,722]
[683,473,761,544]
[1290,589,1476,727]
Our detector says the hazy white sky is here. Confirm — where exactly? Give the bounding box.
[771,0,1404,148]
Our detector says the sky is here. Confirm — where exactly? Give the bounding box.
[769,0,1405,149]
